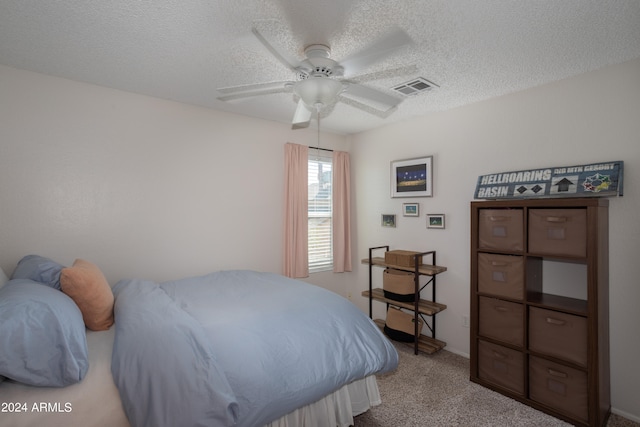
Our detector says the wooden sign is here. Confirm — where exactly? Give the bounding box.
[474,161,624,200]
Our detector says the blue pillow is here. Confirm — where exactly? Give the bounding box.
[10,255,65,290]
[0,279,89,387]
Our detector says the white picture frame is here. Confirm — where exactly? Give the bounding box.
[427,214,445,229]
[402,203,419,217]
[381,214,396,228]
[391,156,433,198]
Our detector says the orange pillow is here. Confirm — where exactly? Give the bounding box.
[60,259,114,331]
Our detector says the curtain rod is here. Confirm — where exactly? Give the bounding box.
[309,147,333,152]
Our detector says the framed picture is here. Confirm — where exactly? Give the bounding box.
[391,156,433,198]
[381,214,396,228]
[427,214,445,229]
[402,203,419,217]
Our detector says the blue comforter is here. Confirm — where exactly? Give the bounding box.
[111,270,398,427]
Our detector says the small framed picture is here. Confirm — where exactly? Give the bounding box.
[391,155,433,198]
[427,214,445,229]
[381,214,396,228]
[402,203,419,217]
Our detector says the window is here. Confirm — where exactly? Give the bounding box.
[308,151,332,272]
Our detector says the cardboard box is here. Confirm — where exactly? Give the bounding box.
[384,250,423,267]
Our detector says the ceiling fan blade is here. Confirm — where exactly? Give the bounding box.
[342,83,402,112]
[217,81,292,101]
[351,64,419,83]
[251,27,301,72]
[337,95,398,119]
[292,99,312,129]
[340,28,412,77]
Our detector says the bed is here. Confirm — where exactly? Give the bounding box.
[0,257,398,427]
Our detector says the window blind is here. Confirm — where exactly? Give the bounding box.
[308,152,333,272]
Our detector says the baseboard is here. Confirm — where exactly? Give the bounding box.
[443,347,470,359]
[611,407,640,423]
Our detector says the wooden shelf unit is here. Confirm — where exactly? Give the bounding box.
[371,319,447,355]
[362,288,447,316]
[362,246,448,355]
[363,257,447,276]
[470,198,610,427]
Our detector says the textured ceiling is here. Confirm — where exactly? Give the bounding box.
[1,0,639,135]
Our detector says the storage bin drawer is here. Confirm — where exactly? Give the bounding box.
[529,356,588,423]
[478,340,524,395]
[478,253,524,300]
[384,307,423,343]
[529,307,587,366]
[478,209,524,251]
[478,296,523,346]
[528,209,587,257]
[383,268,415,302]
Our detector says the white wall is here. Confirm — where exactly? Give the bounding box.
[1,58,638,420]
[0,65,349,284]
[349,58,640,420]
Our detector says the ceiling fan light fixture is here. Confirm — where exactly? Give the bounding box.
[294,77,343,110]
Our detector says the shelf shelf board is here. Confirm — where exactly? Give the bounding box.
[362,288,447,316]
[373,319,446,354]
[361,257,447,276]
[526,291,588,316]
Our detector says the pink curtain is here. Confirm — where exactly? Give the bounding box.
[282,143,309,278]
[332,150,352,273]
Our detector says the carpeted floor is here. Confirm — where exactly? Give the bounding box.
[354,342,639,427]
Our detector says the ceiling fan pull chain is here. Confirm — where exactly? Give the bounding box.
[316,108,321,159]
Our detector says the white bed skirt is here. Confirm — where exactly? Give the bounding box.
[266,375,381,427]
[1,327,382,427]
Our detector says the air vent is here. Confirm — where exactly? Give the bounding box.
[392,77,438,96]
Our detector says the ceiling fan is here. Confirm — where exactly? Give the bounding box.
[217,27,412,129]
